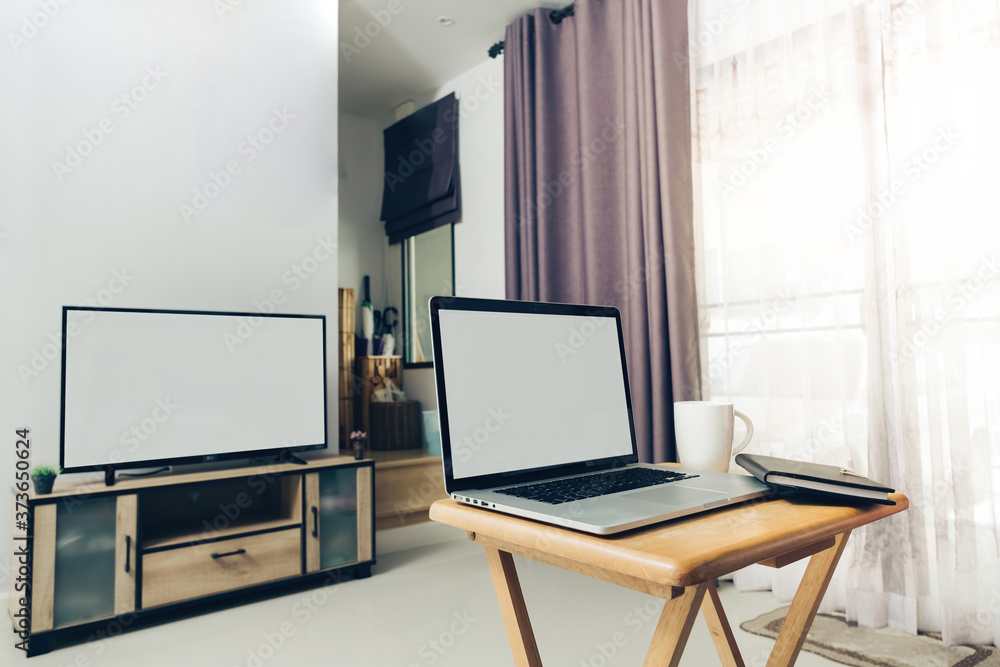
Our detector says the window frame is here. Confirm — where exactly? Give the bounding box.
[401,224,455,369]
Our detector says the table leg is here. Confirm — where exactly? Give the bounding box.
[766,530,851,667]
[484,546,543,667]
[643,582,709,667]
[701,583,746,667]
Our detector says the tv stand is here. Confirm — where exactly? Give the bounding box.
[103,466,171,486]
[248,451,308,466]
[11,456,374,656]
[118,466,171,478]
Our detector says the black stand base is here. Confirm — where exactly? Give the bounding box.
[104,466,116,487]
[248,451,308,467]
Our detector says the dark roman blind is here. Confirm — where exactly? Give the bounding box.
[380,93,461,245]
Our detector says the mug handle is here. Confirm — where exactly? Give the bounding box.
[733,410,754,455]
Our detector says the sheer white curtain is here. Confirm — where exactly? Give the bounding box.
[690,0,1000,645]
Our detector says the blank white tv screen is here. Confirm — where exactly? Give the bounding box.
[61,308,327,472]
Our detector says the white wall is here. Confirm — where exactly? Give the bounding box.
[386,56,508,409]
[0,0,340,592]
[338,112,389,333]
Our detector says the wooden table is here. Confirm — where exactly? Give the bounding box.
[430,489,908,667]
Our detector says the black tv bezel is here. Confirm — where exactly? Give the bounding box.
[59,306,329,477]
[428,296,639,495]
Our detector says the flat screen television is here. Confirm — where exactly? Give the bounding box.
[60,307,327,483]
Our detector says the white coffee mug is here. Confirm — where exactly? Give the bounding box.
[674,401,754,473]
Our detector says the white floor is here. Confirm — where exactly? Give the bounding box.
[5,521,844,666]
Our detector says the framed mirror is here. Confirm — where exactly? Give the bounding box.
[402,224,454,367]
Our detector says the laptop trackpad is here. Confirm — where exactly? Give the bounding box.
[625,485,728,507]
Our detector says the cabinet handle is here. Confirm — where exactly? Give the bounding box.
[125,535,131,573]
[312,507,319,538]
[211,548,247,559]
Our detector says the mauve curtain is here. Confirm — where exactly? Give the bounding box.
[504,0,699,462]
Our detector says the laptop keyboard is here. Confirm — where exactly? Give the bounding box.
[495,467,698,505]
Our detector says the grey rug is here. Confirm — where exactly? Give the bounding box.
[740,606,1000,667]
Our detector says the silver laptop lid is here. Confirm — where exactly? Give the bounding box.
[429,297,639,494]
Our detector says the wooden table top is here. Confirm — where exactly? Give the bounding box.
[430,491,908,587]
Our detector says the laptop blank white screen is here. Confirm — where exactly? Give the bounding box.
[438,309,634,480]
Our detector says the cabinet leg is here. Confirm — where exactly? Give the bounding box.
[354,563,372,579]
[26,635,52,657]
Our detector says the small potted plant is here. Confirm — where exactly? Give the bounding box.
[350,430,367,460]
[31,463,60,495]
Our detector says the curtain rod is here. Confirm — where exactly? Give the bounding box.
[489,4,575,58]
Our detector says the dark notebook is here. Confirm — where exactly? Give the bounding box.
[735,453,896,505]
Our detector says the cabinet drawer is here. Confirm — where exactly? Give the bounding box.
[142,529,301,608]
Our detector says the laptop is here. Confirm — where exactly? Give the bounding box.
[429,296,770,535]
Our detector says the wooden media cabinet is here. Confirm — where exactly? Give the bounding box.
[8,457,374,656]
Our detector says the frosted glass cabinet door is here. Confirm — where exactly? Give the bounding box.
[305,467,372,573]
[31,495,137,632]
